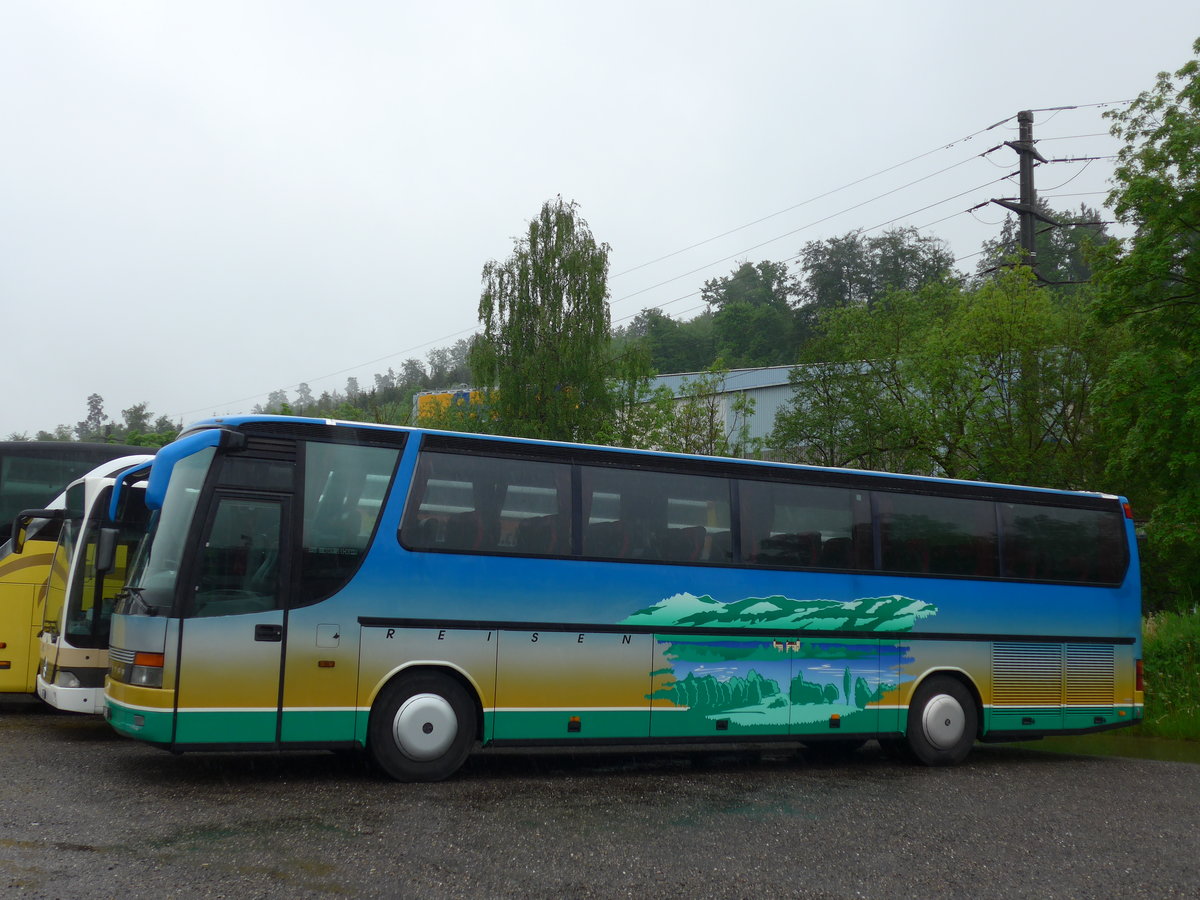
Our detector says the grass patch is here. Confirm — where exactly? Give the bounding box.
[1131,610,1200,741]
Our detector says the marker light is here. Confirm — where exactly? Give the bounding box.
[129,651,165,688]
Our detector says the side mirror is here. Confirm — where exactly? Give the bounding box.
[95,527,119,575]
[11,509,65,555]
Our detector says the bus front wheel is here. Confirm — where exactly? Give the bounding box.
[369,672,476,782]
[904,676,977,766]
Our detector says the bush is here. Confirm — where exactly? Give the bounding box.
[1134,611,1200,740]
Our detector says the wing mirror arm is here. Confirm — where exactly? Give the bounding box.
[10,508,66,554]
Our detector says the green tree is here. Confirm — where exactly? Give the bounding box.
[773,269,1114,487]
[772,283,947,473]
[1092,39,1200,610]
[400,358,430,391]
[35,425,74,441]
[427,339,472,387]
[615,308,717,374]
[976,201,1114,288]
[75,394,109,441]
[295,383,315,411]
[657,365,758,458]
[469,198,614,442]
[795,227,957,351]
[702,261,797,367]
[121,402,152,435]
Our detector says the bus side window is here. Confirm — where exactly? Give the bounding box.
[880,492,997,578]
[1000,503,1126,585]
[193,496,284,617]
[581,466,729,564]
[582,481,626,559]
[400,452,571,559]
[296,442,400,606]
[740,480,864,570]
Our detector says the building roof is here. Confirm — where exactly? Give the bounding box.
[648,365,794,397]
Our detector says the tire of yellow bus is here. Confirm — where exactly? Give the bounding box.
[368,672,477,782]
[904,675,978,766]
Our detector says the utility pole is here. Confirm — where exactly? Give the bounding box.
[991,109,1058,275]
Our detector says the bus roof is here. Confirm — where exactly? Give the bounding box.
[180,415,1122,506]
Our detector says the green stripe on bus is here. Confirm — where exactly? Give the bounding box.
[106,700,174,744]
[280,709,358,743]
[985,705,1141,732]
[493,709,651,740]
[174,709,278,744]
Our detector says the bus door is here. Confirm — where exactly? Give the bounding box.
[278,440,404,745]
[173,491,290,746]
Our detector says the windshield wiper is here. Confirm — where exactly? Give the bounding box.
[117,585,158,616]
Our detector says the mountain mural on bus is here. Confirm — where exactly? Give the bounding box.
[622,592,937,632]
[625,593,936,734]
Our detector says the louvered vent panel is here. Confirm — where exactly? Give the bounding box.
[992,642,1063,705]
[1065,644,1115,707]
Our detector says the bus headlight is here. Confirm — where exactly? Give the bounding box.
[54,671,82,689]
[128,652,165,688]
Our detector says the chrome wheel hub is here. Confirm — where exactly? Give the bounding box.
[392,693,458,761]
[921,693,965,750]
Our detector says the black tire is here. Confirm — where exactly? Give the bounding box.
[368,672,477,782]
[904,675,978,766]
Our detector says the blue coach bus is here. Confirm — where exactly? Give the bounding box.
[105,416,1141,780]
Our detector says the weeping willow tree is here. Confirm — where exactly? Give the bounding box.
[469,197,614,442]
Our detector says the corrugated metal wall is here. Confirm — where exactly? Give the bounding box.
[648,366,795,446]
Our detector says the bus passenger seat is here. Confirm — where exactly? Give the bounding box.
[663,525,706,562]
[585,521,629,559]
[516,515,561,555]
[707,530,732,562]
[443,510,486,552]
[820,537,852,569]
[414,515,442,547]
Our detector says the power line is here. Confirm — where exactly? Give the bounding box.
[612,169,1034,328]
[609,159,1011,308]
[611,122,1016,279]
[1037,132,1112,141]
[175,105,1126,420]
[1037,158,1103,192]
[1028,99,1135,113]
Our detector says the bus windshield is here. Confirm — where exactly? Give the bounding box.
[64,486,150,648]
[124,447,215,613]
[41,487,84,634]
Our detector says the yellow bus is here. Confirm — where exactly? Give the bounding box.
[0,444,147,698]
[34,459,152,712]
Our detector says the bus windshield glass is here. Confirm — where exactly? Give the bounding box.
[41,488,84,633]
[125,447,215,612]
[66,486,150,648]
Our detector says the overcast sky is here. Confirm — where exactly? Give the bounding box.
[1,1,1194,437]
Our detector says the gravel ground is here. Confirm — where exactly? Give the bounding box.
[2,702,1198,899]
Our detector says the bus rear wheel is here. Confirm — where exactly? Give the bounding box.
[369,672,476,782]
[904,676,977,766]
